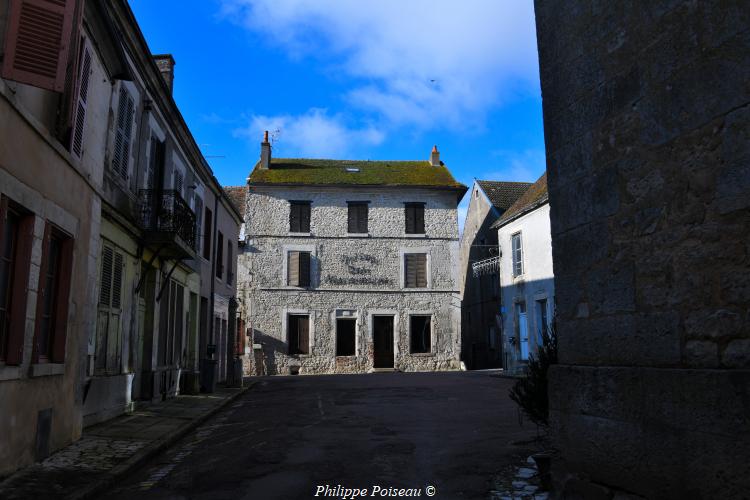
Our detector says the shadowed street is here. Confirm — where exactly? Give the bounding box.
[108,371,536,499]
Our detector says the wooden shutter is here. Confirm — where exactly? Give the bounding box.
[347,203,357,233]
[414,204,425,234]
[5,214,34,365]
[51,235,73,362]
[289,203,299,232]
[297,316,309,354]
[348,203,367,233]
[415,253,427,287]
[99,245,113,306]
[405,254,417,288]
[300,203,310,232]
[112,86,135,179]
[287,251,299,286]
[299,251,310,287]
[70,40,91,158]
[1,0,78,92]
[405,205,414,233]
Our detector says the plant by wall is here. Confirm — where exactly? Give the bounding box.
[509,322,558,427]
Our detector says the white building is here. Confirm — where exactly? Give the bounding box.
[236,137,467,375]
[492,173,554,374]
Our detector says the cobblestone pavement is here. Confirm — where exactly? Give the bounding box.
[0,384,249,500]
[108,371,537,500]
[489,454,550,500]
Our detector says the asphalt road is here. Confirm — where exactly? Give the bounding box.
[108,371,536,500]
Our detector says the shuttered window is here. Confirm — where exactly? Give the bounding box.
[216,231,224,278]
[511,232,523,277]
[0,198,34,365]
[289,201,311,233]
[410,315,431,353]
[96,242,124,374]
[1,0,78,92]
[226,239,233,284]
[33,224,73,363]
[404,253,427,288]
[405,203,425,234]
[288,314,309,355]
[347,202,368,233]
[70,40,91,158]
[287,251,311,287]
[173,168,184,198]
[111,85,135,180]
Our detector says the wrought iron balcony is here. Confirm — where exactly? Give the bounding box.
[139,189,196,259]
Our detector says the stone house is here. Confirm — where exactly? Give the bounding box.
[0,0,240,475]
[491,174,554,374]
[459,180,531,369]
[235,137,467,375]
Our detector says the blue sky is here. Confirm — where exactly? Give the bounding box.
[128,0,546,228]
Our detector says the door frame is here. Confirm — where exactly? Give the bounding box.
[369,310,398,369]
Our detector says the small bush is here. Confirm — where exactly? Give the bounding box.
[509,323,558,427]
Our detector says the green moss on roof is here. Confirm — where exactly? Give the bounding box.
[248,158,466,191]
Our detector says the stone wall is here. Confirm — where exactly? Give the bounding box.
[238,186,461,375]
[535,0,750,497]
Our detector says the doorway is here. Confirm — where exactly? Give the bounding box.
[373,316,394,368]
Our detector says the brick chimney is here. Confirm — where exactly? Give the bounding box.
[260,130,271,169]
[153,54,175,94]
[430,145,440,166]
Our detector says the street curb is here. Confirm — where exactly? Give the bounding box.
[69,381,258,500]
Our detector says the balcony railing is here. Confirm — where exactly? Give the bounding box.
[139,189,196,254]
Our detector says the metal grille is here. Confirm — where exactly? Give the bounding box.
[139,189,197,251]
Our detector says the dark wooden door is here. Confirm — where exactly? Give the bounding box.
[373,316,394,368]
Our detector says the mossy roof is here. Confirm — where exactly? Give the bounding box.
[491,173,549,228]
[248,158,467,195]
[223,186,247,214]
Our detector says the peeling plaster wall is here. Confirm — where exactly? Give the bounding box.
[238,186,462,375]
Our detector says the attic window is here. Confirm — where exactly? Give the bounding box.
[345,167,360,173]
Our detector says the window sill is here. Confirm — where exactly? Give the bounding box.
[403,233,427,238]
[410,352,434,357]
[0,365,21,381]
[401,287,430,291]
[30,363,65,378]
[289,232,312,237]
[346,233,370,238]
[336,355,357,358]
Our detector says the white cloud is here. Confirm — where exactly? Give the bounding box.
[219,0,539,131]
[234,108,384,158]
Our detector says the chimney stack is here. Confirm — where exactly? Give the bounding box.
[260,130,271,169]
[153,54,175,94]
[430,145,440,166]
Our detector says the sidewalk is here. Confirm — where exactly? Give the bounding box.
[0,382,255,500]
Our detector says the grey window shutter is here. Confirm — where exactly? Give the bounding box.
[348,203,357,233]
[288,251,300,286]
[415,253,427,287]
[299,252,311,287]
[415,205,425,234]
[99,245,113,306]
[71,45,92,158]
[112,251,123,309]
[358,204,367,233]
[301,203,310,232]
[290,204,300,232]
[120,93,135,180]
[405,254,417,287]
[405,205,414,233]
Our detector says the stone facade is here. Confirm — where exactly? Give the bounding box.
[535,0,750,497]
[239,185,463,375]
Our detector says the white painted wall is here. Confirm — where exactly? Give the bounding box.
[497,203,554,373]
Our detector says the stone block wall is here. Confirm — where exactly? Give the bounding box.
[238,186,462,375]
[534,0,749,497]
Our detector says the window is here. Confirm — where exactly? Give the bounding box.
[216,231,224,278]
[347,202,368,233]
[405,203,425,234]
[289,201,311,233]
[0,199,34,365]
[71,40,92,158]
[172,166,184,198]
[288,314,309,355]
[1,0,78,92]
[96,242,125,374]
[512,232,523,277]
[287,251,311,287]
[404,253,427,288]
[226,239,233,284]
[111,85,135,181]
[33,225,74,363]
[410,315,431,353]
[336,318,356,356]
[203,207,212,260]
